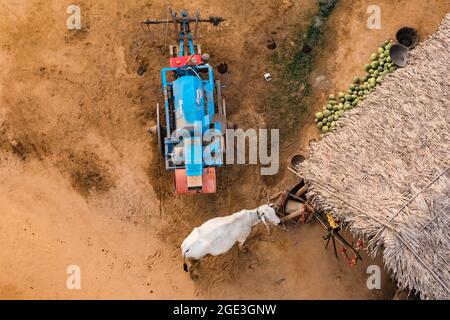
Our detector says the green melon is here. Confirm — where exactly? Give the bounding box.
[315,112,324,120]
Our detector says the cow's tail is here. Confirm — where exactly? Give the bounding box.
[182,248,190,272]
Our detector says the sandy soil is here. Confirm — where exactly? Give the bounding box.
[0,0,448,299]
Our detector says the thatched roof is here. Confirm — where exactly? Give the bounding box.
[299,14,450,299]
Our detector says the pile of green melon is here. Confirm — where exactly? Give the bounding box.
[315,40,397,133]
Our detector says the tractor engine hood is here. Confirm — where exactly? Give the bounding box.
[173,75,205,179]
[173,75,205,130]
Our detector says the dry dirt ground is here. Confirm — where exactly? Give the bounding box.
[0,0,448,299]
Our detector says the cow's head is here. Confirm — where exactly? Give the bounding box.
[257,204,280,234]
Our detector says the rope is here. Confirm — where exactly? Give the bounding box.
[373,165,450,239]
[419,204,449,232]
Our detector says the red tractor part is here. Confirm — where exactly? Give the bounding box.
[170,54,203,67]
[174,168,216,194]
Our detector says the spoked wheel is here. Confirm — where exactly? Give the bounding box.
[156,103,163,154]
[213,79,227,132]
[148,103,165,154]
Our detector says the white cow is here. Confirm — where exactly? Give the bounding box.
[181,204,280,280]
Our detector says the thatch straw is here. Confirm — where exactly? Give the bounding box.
[299,14,450,299]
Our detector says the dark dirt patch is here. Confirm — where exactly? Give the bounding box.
[136,63,148,76]
[0,124,49,162]
[266,39,277,50]
[64,28,90,43]
[11,141,31,161]
[62,150,114,197]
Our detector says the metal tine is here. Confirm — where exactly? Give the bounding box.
[325,234,331,249]
[332,233,338,258]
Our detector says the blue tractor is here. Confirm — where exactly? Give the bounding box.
[144,9,228,194]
